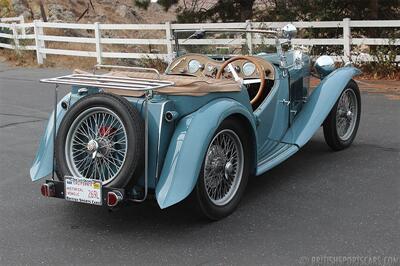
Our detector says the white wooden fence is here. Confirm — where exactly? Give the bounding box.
[0,17,399,64]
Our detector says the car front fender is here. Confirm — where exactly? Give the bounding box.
[30,93,72,181]
[155,98,256,209]
[283,66,361,147]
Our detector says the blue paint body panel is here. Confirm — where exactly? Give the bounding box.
[155,98,256,209]
[30,95,68,182]
[30,51,360,209]
[282,67,361,147]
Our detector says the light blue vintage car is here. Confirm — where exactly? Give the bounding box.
[31,24,361,220]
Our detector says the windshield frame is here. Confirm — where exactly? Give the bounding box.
[172,29,280,58]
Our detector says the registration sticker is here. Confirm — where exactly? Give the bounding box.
[65,176,102,206]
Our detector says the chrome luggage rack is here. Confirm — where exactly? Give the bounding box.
[40,74,174,92]
[40,65,174,204]
[40,64,174,91]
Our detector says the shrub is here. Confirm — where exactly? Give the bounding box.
[0,27,12,44]
[138,57,168,72]
[122,57,168,72]
[358,39,400,79]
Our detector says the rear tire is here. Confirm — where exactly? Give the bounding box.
[55,93,144,188]
[195,118,251,220]
[323,80,361,151]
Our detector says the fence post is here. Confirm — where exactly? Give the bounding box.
[37,21,46,59]
[94,22,102,64]
[11,23,20,54]
[343,18,351,61]
[165,21,173,60]
[245,20,253,55]
[33,20,44,64]
[19,15,26,36]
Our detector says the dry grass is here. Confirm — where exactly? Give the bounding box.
[357,79,400,100]
[43,54,98,70]
[357,65,400,80]
[0,49,37,67]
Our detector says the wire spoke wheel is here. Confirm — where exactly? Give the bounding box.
[323,80,361,151]
[203,129,244,206]
[336,88,358,141]
[65,106,128,185]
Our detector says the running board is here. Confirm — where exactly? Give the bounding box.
[256,143,299,176]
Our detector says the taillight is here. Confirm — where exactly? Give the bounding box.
[40,183,55,197]
[107,191,123,207]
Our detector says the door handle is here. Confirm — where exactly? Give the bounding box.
[279,99,291,105]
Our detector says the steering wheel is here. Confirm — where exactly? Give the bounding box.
[216,56,266,105]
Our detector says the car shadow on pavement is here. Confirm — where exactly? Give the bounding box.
[56,137,334,232]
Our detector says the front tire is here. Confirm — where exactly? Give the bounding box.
[323,80,361,151]
[195,118,251,220]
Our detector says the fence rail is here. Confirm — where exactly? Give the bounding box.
[0,17,399,64]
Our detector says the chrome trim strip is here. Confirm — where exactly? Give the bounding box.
[155,102,167,184]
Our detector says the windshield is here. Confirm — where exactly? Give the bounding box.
[173,29,278,57]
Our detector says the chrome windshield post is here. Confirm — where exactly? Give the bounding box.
[276,37,288,77]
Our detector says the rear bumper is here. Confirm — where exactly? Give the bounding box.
[41,180,126,207]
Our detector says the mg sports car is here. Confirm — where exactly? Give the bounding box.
[30,24,361,220]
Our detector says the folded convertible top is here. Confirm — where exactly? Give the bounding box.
[104,70,241,97]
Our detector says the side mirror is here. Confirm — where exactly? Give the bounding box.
[282,24,297,40]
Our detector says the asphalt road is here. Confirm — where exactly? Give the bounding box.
[0,63,399,265]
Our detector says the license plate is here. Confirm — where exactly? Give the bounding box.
[65,177,102,206]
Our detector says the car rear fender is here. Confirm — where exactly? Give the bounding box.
[30,93,72,181]
[156,98,257,209]
[282,66,361,147]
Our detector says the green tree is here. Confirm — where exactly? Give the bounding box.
[134,0,399,23]
[134,0,256,22]
[255,0,400,21]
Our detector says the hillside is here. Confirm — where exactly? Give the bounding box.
[6,0,178,24]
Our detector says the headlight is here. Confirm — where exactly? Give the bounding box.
[242,62,256,76]
[188,60,201,74]
[314,56,335,77]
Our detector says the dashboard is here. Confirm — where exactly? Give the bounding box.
[166,54,275,80]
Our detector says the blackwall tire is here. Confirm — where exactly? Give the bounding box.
[55,93,144,188]
[323,80,361,151]
[195,118,251,220]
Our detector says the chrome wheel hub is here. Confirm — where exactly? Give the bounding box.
[204,129,244,206]
[224,161,234,179]
[65,107,128,185]
[87,139,99,152]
